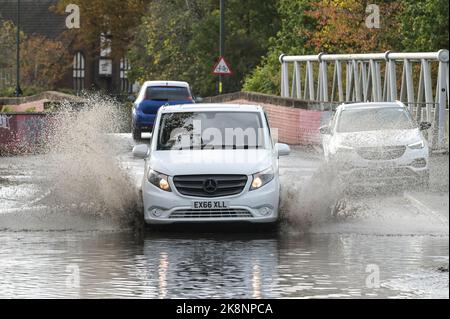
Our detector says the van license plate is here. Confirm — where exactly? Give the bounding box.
[192,201,229,209]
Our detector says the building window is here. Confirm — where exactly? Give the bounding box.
[120,57,132,93]
[73,52,85,92]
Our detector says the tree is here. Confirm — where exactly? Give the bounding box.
[0,20,17,70]
[20,35,71,88]
[0,19,70,92]
[54,0,148,58]
[399,0,449,52]
[243,0,316,94]
[304,0,402,53]
[128,0,279,97]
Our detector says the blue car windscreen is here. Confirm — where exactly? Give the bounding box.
[145,86,191,102]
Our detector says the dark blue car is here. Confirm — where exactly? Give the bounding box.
[132,81,195,139]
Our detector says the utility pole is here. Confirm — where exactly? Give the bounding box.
[15,0,22,97]
[219,0,224,94]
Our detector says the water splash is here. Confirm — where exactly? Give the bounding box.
[33,94,140,229]
[279,163,344,232]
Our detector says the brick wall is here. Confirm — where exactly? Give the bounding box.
[0,113,51,155]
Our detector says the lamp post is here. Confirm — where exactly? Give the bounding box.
[15,0,22,97]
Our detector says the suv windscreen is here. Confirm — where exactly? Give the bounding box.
[145,86,191,101]
[337,107,416,133]
[157,111,266,150]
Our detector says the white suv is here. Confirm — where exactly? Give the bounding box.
[320,102,431,188]
[133,103,290,224]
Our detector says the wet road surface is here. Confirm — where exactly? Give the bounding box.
[0,134,448,298]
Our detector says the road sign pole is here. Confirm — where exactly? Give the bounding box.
[219,0,224,94]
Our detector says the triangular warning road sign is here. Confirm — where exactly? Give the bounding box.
[212,56,233,76]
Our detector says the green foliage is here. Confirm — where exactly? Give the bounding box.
[0,87,16,97]
[25,107,37,113]
[128,0,279,97]
[399,0,449,52]
[242,52,281,94]
[243,0,449,95]
[1,105,13,112]
[243,0,316,95]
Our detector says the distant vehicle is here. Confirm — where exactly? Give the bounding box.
[132,103,290,225]
[132,81,195,140]
[320,101,431,188]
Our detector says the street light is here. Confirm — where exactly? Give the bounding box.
[15,0,22,97]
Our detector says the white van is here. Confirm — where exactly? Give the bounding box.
[133,103,290,224]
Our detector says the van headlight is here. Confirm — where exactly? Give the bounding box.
[147,169,171,192]
[408,140,425,149]
[250,167,274,191]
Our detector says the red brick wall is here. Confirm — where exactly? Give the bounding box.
[227,99,325,145]
[0,113,51,154]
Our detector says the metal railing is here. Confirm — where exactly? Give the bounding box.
[280,50,449,149]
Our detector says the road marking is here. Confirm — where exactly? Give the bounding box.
[403,192,449,227]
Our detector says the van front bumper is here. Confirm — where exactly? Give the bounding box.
[141,177,280,224]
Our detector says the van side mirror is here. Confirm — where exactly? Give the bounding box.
[319,125,331,135]
[419,122,432,131]
[132,144,149,158]
[275,143,290,156]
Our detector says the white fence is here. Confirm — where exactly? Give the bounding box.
[280,50,449,149]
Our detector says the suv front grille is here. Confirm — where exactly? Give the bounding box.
[169,209,253,219]
[357,146,406,160]
[173,175,248,197]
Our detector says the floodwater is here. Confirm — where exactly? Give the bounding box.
[0,102,448,298]
[0,230,447,298]
[0,135,448,298]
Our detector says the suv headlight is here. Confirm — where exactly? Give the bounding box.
[148,169,171,192]
[250,167,274,191]
[408,140,425,149]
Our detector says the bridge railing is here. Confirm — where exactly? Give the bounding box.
[279,50,449,149]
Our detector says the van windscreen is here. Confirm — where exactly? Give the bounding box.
[157,111,266,150]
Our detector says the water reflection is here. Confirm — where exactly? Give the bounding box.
[0,230,447,298]
[139,232,280,298]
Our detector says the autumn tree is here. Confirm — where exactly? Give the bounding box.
[304,0,402,53]
[54,0,148,58]
[20,35,71,88]
[243,0,448,95]
[0,20,68,92]
[0,20,17,72]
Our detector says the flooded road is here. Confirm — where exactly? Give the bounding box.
[0,134,448,298]
[0,231,447,298]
